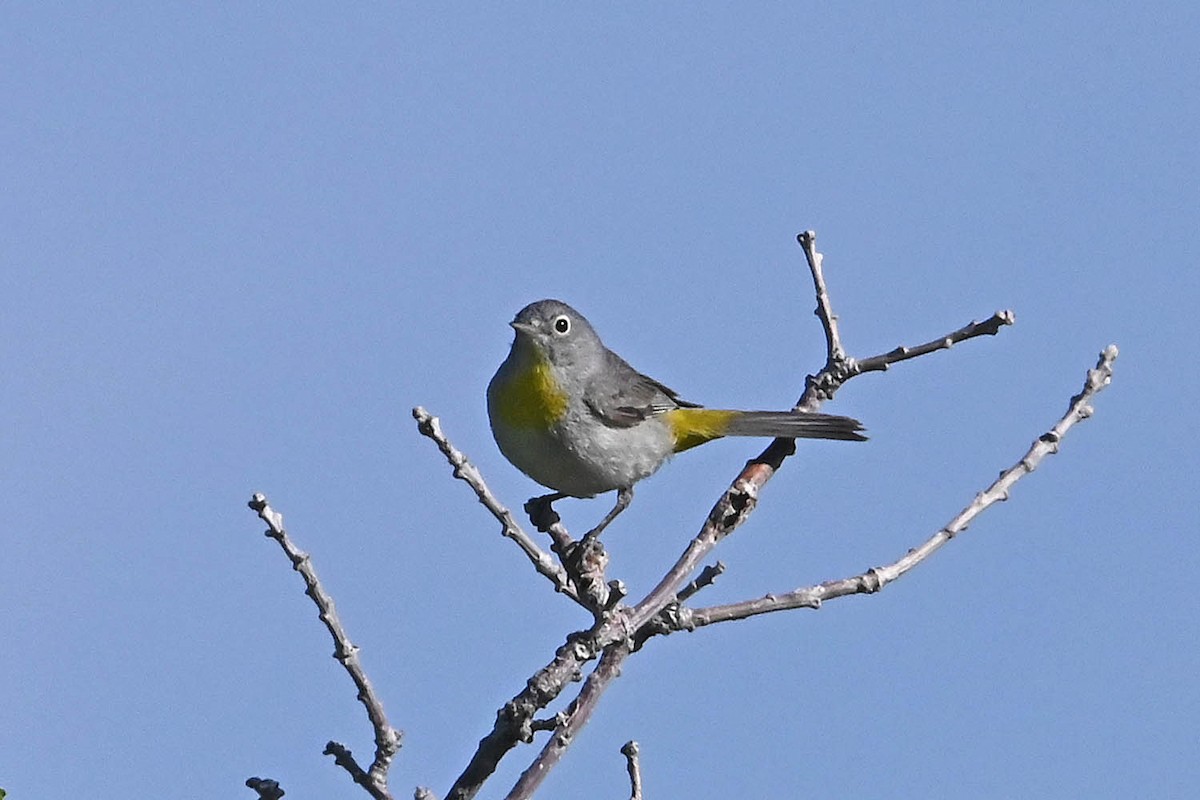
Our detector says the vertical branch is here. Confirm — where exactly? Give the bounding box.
[797,230,847,366]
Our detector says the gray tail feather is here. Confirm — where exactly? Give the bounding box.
[722,410,867,442]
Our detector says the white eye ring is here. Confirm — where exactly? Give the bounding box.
[552,315,571,335]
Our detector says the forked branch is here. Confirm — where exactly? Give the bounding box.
[665,345,1119,630]
[248,493,402,800]
[629,232,1016,629]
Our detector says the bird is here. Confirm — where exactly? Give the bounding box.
[487,299,866,536]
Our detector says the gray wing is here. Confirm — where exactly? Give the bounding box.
[584,348,701,429]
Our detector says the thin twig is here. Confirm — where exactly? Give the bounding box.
[676,562,725,603]
[798,231,847,365]
[325,742,374,791]
[622,741,644,800]
[679,345,1119,628]
[798,308,1013,413]
[248,494,400,800]
[629,562,728,650]
[413,408,581,605]
[851,311,1015,377]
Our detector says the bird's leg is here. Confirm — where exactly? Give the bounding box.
[525,492,567,533]
[582,486,633,542]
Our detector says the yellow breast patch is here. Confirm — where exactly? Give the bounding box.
[494,355,569,429]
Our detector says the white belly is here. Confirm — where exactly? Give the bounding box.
[490,405,674,498]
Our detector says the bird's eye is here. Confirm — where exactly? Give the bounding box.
[553,315,571,334]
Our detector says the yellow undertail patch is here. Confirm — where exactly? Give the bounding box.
[666,408,737,453]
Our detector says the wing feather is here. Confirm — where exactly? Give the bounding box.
[584,349,700,428]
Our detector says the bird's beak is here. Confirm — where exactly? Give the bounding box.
[510,320,538,336]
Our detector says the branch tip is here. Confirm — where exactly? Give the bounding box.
[246,777,285,800]
[622,740,643,800]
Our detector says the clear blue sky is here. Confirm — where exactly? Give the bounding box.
[3,4,1197,798]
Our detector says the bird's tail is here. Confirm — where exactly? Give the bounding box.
[668,408,866,453]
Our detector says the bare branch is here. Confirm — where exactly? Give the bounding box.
[797,231,847,365]
[412,408,581,605]
[628,243,1007,627]
[796,230,1014,410]
[413,408,621,613]
[505,644,633,800]
[680,345,1119,628]
[325,742,377,795]
[443,628,606,800]
[248,493,401,800]
[626,474,765,631]
[628,234,1018,635]
[622,741,644,800]
[676,562,725,604]
[629,562,727,651]
[799,307,1014,412]
[851,310,1016,377]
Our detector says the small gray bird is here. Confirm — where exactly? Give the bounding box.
[488,299,865,534]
